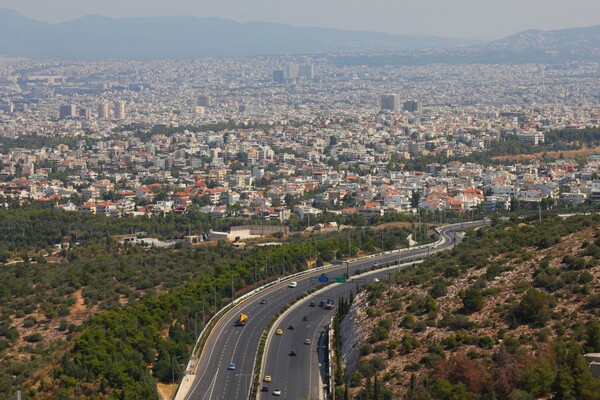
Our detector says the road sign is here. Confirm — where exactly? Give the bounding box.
[318,274,329,283]
[335,277,347,283]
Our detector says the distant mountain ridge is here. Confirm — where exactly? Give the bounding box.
[0,10,469,59]
[332,24,600,66]
[488,25,600,52]
[0,10,599,62]
[483,24,600,61]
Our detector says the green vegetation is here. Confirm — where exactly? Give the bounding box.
[0,202,413,399]
[389,126,600,171]
[349,214,600,400]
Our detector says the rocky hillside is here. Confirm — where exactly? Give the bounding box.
[341,215,600,400]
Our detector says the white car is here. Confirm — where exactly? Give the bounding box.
[373,278,380,282]
[273,389,282,396]
[288,281,297,288]
[304,338,311,345]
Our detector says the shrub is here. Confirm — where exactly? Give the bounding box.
[360,343,373,356]
[562,255,586,270]
[439,313,474,331]
[370,325,390,343]
[478,336,494,349]
[387,298,402,311]
[429,279,448,298]
[401,314,415,329]
[404,363,421,371]
[25,333,43,343]
[503,337,521,354]
[461,288,485,314]
[513,289,551,325]
[401,333,420,354]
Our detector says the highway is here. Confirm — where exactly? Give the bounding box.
[179,222,483,400]
[259,278,357,399]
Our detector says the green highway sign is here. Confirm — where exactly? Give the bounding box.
[335,277,347,283]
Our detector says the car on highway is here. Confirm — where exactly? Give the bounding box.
[263,375,272,382]
[289,350,297,356]
[227,363,236,370]
[318,300,325,307]
[273,389,282,396]
[288,281,297,288]
[302,315,308,321]
[373,278,380,282]
[304,338,311,345]
[288,324,295,330]
[309,301,316,307]
[275,329,283,335]
[261,385,269,392]
[259,299,266,304]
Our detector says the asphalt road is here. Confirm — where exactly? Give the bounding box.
[259,226,474,400]
[259,280,356,399]
[182,222,483,400]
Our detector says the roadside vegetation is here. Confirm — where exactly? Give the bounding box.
[344,214,600,400]
[0,204,415,399]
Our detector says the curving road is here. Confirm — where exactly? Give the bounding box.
[259,278,357,399]
[179,221,484,400]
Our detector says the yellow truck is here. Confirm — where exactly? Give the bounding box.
[235,313,248,326]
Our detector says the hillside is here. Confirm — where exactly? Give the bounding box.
[486,25,600,58]
[340,215,600,399]
[0,202,415,399]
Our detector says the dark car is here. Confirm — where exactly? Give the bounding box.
[288,324,295,330]
[289,350,297,356]
[318,301,325,307]
[259,299,266,305]
[261,385,269,392]
[309,301,316,307]
[302,315,308,321]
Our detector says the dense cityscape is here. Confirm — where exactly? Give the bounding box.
[1,59,599,230]
[1,5,600,400]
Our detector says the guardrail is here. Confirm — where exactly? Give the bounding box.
[327,319,333,399]
[173,220,486,399]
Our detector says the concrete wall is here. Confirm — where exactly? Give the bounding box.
[230,224,288,236]
[585,354,600,378]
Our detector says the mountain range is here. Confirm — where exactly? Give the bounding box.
[0,9,599,62]
[0,10,468,59]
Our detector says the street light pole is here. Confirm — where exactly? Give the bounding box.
[230,266,234,300]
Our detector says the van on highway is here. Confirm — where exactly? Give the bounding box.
[288,281,297,288]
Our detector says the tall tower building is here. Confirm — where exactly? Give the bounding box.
[272,70,285,84]
[287,64,299,80]
[404,100,422,113]
[299,64,315,80]
[380,94,399,112]
[79,108,92,119]
[197,95,212,107]
[114,100,126,120]
[2,102,14,114]
[59,104,76,119]
[98,102,109,119]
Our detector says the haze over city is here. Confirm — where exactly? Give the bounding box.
[1,1,600,400]
[0,0,599,39]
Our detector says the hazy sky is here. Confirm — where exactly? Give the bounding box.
[1,0,599,40]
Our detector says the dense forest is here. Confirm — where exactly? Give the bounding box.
[340,214,600,400]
